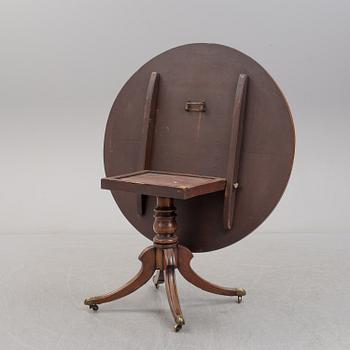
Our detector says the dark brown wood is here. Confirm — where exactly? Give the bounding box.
[164,267,183,321]
[223,74,248,230]
[84,246,156,305]
[86,43,295,331]
[104,43,295,252]
[85,197,245,331]
[164,248,184,327]
[152,197,178,246]
[178,245,246,297]
[101,170,226,200]
[137,72,160,215]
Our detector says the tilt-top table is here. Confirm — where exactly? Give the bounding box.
[84,43,295,332]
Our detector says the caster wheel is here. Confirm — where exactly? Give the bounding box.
[89,304,99,311]
[174,323,182,332]
[174,316,185,332]
[236,288,246,303]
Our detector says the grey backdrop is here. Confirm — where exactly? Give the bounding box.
[1,0,349,236]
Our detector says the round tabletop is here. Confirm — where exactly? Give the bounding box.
[104,43,295,253]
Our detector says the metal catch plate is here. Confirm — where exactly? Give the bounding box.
[185,101,206,112]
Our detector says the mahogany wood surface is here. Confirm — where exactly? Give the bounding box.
[85,197,244,331]
[137,72,160,215]
[104,43,295,252]
[223,73,248,230]
[178,245,246,297]
[101,170,226,200]
[84,246,156,305]
[164,248,184,323]
[85,44,295,331]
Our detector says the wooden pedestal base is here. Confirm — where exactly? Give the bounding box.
[84,197,246,332]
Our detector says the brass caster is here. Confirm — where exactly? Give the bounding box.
[174,316,185,332]
[89,304,99,311]
[235,288,246,303]
[174,323,182,332]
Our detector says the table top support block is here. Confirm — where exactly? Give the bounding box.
[223,74,248,230]
[137,72,160,215]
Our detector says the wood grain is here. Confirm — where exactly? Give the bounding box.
[223,73,248,230]
[137,72,160,215]
[84,246,155,305]
[102,170,226,200]
[103,43,295,252]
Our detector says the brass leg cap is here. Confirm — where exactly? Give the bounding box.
[174,316,185,332]
[234,288,246,303]
[84,298,91,305]
[236,288,246,296]
[84,298,99,310]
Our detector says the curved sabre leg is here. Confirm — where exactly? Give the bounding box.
[178,245,246,303]
[163,249,185,332]
[84,246,156,309]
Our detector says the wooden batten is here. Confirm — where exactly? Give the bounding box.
[223,74,248,230]
[137,72,160,215]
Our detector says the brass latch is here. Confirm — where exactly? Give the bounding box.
[185,101,206,112]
